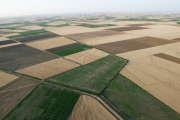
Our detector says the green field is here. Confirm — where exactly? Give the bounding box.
[3,83,80,120]
[53,44,93,57]
[177,22,180,24]
[102,74,180,120]
[46,55,127,94]
[104,16,116,20]
[8,29,51,38]
[37,23,70,27]
[118,18,162,22]
[87,18,99,20]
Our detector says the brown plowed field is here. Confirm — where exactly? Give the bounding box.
[66,30,122,40]
[0,40,16,46]
[14,33,59,43]
[0,52,58,71]
[68,95,116,120]
[106,26,148,32]
[95,37,177,54]
[154,53,180,64]
[0,44,46,63]
[0,77,39,119]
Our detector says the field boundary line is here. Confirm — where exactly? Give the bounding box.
[100,95,129,120]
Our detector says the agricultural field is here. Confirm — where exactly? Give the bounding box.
[3,83,80,120]
[102,74,180,120]
[1,13,180,120]
[0,74,39,119]
[46,55,127,94]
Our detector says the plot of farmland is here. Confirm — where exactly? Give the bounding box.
[0,44,44,63]
[0,40,16,46]
[26,36,76,50]
[69,95,117,120]
[65,48,109,64]
[95,37,177,54]
[46,43,81,53]
[0,71,18,88]
[53,44,93,57]
[65,30,122,40]
[46,55,127,94]
[77,23,117,28]
[154,53,180,64]
[102,74,180,120]
[16,58,80,79]
[0,77,39,119]
[0,52,58,71]
[106,26,148,32]
[8,29,59,43]
[3,83,80,120]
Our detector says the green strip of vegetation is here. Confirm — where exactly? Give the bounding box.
[8,29,50,38]
[87,18,100,20]
[171,19,180,21]
[46,55,126,94]
[118,18,162,22]
[102,74,180,120]
[3,83,80,120]
[53,44,93,57]
[104,16,116,20]
[81,24,117,28]
[177,22,180,24]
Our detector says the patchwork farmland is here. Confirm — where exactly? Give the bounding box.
[0,13,180,120]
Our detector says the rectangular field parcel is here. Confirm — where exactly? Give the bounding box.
[3,83,80,120]
[102,74,180,120]
[46,55,127,94]
[0,77,39,119]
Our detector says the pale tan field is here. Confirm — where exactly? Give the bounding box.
[16,58,80,79]
[68,95,116,120]
[26,37,76,50]
[47,21,67,25]
[120,46,180,113]
[0,33,20,37]
[0,37,9,41]
[79,33,144,45]
[0,43,21,49]
[0,71,19,88]
[19,25,44,30]
[45,26,114,35]
[65,48,109,64]
[124,25,180,39]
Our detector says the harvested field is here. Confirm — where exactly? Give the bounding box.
[53,44,93,57]
[19,25,44,30]
[80,34,144,46]
[0,33,20,37]
[0,43,21,49]
[121,56,180,113]
[0,44,44,63]
[0,77,39,119]
[69,95,116,120]
[102,74,180,120]
[126,23,154,27]
[154,53,180,64]
[0,71,18,88]
[46,55,126,94]
[0,37,9,41]
[3,83,80,120]
[173,37,180,41]
[45,26,106,35]
[106,26,148,32]
[65,30,122,40]
[13,33,59,43]
[65,48,109,64]
[46,43,80,53]
[16,58,80,79]
[26,36,76,50]
[95,37,177,54]
[77,23,117,28]
[0,52,58,71]
[0,40,16,46]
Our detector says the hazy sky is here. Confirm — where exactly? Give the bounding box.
[0,0,180,17]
